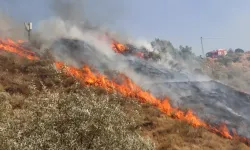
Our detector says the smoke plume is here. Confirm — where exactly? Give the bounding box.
[2,0,250,139]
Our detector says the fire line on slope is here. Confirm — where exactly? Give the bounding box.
[0,38,250,146]
[0,39,39,60]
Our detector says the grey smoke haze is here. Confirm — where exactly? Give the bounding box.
[32,0,209,94]
[49,0,127,29]
[1,0,250,140]
[34,0,250,139]
[0,12,27,40]
[33,0,169,87]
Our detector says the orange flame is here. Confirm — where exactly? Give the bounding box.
[0,38,250,146]
[54,61,250,144]
[111,40,127,53]
[97,33,127,53]
[96,34,127,53]
[0,38,39,60]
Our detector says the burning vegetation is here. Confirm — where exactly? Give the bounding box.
[0,38,250,149]
[108,37,160,61]
[111,40,127,53]
[0,38,39,60]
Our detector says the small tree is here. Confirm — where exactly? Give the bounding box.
[151,38,176,55]
[179,45,194,60]
[235,48,244,53]
[228,48,234,54]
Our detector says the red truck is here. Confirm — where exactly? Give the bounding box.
[206,49,227,58]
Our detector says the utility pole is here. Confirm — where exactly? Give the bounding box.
[200,37,224,57]
[24,22,32,41]
[200,37,204,56]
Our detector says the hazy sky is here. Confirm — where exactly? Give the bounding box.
[1,0,250,55]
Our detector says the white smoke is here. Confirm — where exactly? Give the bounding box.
[8,0,206,98]
[34,16,156,90]
[2,0,250,139]
[128,38,154,52]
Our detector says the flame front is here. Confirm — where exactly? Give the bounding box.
[0,38,38,60]
[0,38,250,146]
[53,61,245,142]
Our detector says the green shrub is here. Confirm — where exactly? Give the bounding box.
[216,56,232,66]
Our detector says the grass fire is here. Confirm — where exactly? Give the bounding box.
[0,37,250,149]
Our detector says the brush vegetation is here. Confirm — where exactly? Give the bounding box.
[0,52,249,150]
[202,52,250,93]
[0,53,154,150]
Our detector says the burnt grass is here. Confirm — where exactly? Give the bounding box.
[0,52,249,150]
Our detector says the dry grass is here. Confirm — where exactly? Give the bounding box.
[0,87,154,150]
[202,53,250,93]
[0,52,249,150]
[137,104,250,150]
[0,53,154,150]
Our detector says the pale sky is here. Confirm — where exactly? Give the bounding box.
[1,0,250,55]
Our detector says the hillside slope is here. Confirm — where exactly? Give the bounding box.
[0,51,249,149]
[202,52,250,94]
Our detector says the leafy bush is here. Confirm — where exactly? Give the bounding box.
[235,48,244,53]
[216,56,232,66]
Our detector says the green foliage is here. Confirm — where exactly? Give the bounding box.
[227,49,234,57]
[216,56,233,66]
[179,45,192,54]
[151,38,177,55]
[147,52,161,61]
[151,38,196,61]
[215,52,242,66]
[233,57,240,63]
[235,48,244,53]
[179,45,194,60]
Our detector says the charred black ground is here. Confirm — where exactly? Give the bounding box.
[48,38,250,139]
[0,50,249,150]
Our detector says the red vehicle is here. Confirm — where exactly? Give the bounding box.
[206,49,227,58]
